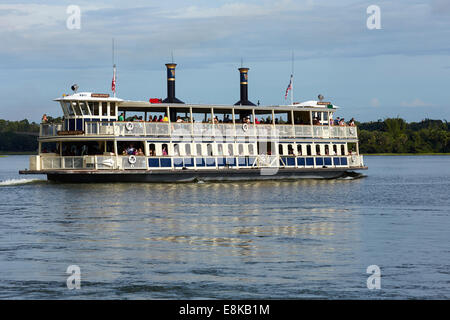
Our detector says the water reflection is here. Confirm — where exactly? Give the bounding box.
[7,156,450,298]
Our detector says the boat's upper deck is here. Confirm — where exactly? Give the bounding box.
[41,92,356,141]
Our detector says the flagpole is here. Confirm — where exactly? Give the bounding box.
[112,38,116,98]
[291,51,294,105]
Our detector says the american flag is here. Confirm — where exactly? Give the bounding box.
[111,64,116,94]
[285,74,293,99]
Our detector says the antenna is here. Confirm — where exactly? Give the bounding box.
[241,57,243,68]
[171,51,174,63]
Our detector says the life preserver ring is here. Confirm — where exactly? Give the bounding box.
[128,155,137,164]
[242,123,249,132]
[126,122,134,131]
[349,127,355,135]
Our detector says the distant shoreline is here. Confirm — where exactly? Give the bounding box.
[0,152,37,156]
[364,153,450,156]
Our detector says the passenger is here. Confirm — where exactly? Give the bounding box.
[214,116,219,124]
[136,148,144,156]
[275,118,279,124]
[152,115,157,122]
[255,118,260,124]
[348,118,355,126]
[81,145,88,156]
[176,116,183,123]
[313,117,320,125]
[158,115,163,122]
[118,113,125,121]
[70,144,77,156]
[163,115,169,122]
[42,114,48,123]
[334,117,340,126]
[339,118,345,126]
[127,145,136,155]
[329,116,334,126]
[162,146,168,156]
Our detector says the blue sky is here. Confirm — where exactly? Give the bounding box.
[1,0,449,122]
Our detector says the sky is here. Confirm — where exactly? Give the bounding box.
[0,0,449,122]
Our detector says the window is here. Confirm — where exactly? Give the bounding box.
[333,145,337,155]
[288,144,294,155]
[61,101,70,116]
[341,145,345,155]
[185,144,191,155]
[217,144,223,155]
[248,144,254,155]
[228,144,234,156]
[306,145,312,156]
[325,145,329,155]
[162,144,168,156]
[91,102,100,116]
[66,101,75,116]
[110,103,116,116]
[174,144,180,156]
[279,144,284,155]
[297,144,302,155]
[196,144,202,156]
[315,145,321,155]
[149,143,156,156]
[101,102,108,116]
[207,144,213,156]
[72,102,81,115]
[238,144,244,156]
[79,102,90,115]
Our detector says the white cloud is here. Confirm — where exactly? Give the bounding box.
[400,98,434,107]
[0,3,110,31]
[167,0,312,19]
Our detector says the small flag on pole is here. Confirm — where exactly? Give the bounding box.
[285,74,293,99]
[111,64,116,95]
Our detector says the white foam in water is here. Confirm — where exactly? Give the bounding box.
[0,178,44,186]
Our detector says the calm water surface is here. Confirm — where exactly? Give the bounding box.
[0,155,449,299]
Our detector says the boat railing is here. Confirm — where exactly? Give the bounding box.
[39,121,358,139]
[40,123,63,137]
[37,154,364,171]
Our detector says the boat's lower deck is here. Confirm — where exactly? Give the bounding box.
[20,166,367,183]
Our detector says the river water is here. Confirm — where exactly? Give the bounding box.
[0,155,449,299]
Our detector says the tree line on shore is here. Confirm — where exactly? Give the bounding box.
[357,118,449,154]
[0,117,449,154]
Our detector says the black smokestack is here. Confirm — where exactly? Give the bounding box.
[162,63,184,104]
[234,67,255,106]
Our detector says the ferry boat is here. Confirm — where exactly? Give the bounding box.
[20,63,367,182]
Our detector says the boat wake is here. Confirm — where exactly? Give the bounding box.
[338,172,366,180]
[0,178,46,186]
